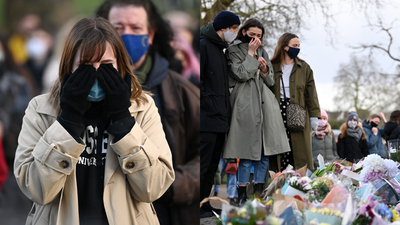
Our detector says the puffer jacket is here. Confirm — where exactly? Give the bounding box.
[14,94,175,225]
[312,123,338,168]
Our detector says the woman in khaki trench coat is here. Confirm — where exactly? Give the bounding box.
[223,19,290,205]
[270,32,321,171]
[14,17,174,225]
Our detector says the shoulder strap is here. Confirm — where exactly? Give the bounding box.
[280,74,287,99]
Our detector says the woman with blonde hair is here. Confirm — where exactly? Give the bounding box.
[14,17,174,225]
[337,111,368,163]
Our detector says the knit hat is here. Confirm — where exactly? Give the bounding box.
[213,11,241,31]
[347,111,359,122]
[321,109,328,120]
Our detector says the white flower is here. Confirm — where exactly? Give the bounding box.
[289,176,298,185]
[303,184,312,191]
[384,159,399,179]
[363,154,385,172]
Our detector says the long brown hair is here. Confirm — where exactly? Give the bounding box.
[339,122,366,140]
[47,17,147,114]
[270,32,304,65]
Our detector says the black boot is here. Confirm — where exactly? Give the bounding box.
[254,183,265,199]
[238,186,247,206]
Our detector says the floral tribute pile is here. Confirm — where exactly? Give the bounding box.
[218,154,400,225]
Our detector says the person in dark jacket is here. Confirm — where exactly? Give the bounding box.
[96,1,200,225]
[200,11,240,218]
[384,110,400,141]
[363,113,387,158]
[312,109,337,168]
[337,111,368,163]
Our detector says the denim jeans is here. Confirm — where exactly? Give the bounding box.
[214,158,238,198]
[238,154,269,184]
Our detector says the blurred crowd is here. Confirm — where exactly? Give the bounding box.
[0,2,199,224]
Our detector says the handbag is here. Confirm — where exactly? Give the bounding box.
[281,75,306,132]
[225,159,238,175]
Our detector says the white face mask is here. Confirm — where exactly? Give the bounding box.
[223,28,237,44]
[348,121,358,129]
[25,38,48,59]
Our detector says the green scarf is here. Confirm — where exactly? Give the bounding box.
[134,55,152,85]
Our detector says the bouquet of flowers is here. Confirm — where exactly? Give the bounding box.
[283,173,313,199]
[352,195,379,225]
[219,199,276,225]
[304,206,343,225]
[308,180,330,203]
[359,154,399,183]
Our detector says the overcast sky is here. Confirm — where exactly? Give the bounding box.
[267,0,400,112]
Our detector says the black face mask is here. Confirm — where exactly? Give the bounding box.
[242,33,253,43]
[370,121,379,127]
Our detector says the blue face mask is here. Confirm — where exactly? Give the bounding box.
[286,46,300,59]
[87,79,105,102]
[121,34,149,64]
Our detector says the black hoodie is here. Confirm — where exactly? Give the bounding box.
[200,23,230,133]
[384,121,400,141]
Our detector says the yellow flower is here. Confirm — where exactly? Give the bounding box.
[391,209,400,221]
[335,211,342,216]
[239,208,247,217]
[310,207,317,213]
[267,200,273,205]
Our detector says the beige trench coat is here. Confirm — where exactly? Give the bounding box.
[270,59,321,170]
[223,41,290,160]
[14,94,175,225]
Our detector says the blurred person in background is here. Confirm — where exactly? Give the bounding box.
[165,11,196,50]
[384,110,400,141]
[311,109,337,168]
[337,111,368,162]
[213,158,238,205]
[362,113,387,158]
[8,14,53,92]
[96,1,200,224]
[0,32,36,224]
[7,14,41,65]
[166,11,200,87]
[24,28,53,92]
[170,34,200,87]
[14,17,174,225]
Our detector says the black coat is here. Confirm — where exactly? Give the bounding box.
[337,134,368,163]
[384,121,400,141]
[200,23,230,133]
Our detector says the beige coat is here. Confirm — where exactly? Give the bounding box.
[270,59,321,170]
[14,94,175,225]
[223,42,290,160]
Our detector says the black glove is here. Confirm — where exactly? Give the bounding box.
[59,64,97,124]
[97,63,132,122]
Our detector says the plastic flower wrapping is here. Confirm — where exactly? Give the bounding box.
[217,154,400,225]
